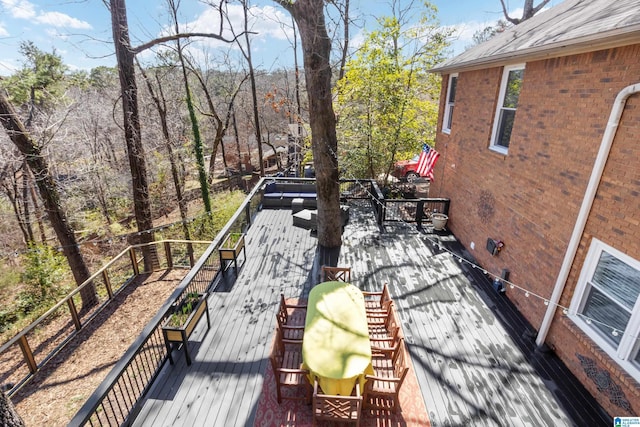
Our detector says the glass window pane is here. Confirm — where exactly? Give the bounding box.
[503,69,523,108]
[582,286,629,347]
[593,252,640,310]
[446,105,454,129]
[448,76,457,103]
[496,109,515,148]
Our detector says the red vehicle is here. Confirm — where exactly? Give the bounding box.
[392,154,423,182]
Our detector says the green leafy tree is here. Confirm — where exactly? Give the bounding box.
[1,41,67,125]
[18,243,70,315]
[0,66,98,310]
[335,2,450,181]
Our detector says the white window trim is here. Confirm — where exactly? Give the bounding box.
[442,73,457,135]
[569,238,640,383]
[489,64,525,155]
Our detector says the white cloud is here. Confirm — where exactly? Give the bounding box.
[1,0,92,30]
[1,0,36,19]
[36,11,92,30]
[247,5,293,41]
[180,4,292,45]
[0,23,9,37]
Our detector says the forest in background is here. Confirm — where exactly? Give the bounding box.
[0,0,456,343]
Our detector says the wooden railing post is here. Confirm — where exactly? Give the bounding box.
[102,270,113,299]
[67,298,82,331]
[164,241,173,269]
[18,336,37,374]
[130,248,139,276]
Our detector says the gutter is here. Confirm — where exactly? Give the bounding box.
[536,83,640,347]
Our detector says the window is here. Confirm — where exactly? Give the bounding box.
[442,74,457,134]
[490,64,524,153]
[570,239,640,381]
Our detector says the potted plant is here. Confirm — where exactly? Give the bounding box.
[432,213,448,231]
[218,232,246,274]
[162,291,210,365]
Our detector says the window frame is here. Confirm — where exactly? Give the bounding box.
[442,73,457,134]
[489,64,525,154]
[569,238,640,382]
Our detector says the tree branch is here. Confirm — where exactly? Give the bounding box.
[499,0,521,25]
[132,31,253,54]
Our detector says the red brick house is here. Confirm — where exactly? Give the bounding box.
[430,0,640,417]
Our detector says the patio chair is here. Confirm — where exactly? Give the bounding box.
[363,339,410,413]
[371,331,404,363]
[276,294,306,342]
[312,378,362,426]
[270,326,311,404]
[363,283,393,313]
[367,302,399,334]
[321,266,352,282]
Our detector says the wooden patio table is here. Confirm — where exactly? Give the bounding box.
[302,281,374,396]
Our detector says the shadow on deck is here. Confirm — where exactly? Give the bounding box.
[130,201,609,427]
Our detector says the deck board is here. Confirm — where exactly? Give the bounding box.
[132,201,610,427]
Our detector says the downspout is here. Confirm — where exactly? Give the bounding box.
[536,83,640,347]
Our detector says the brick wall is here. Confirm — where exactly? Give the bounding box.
[432,44,640,416]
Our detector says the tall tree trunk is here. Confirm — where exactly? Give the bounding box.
[1,170,31,244]
[0,89,97,308]
[166,0,212,213]
[110,0,158,270]
[138,65,194,263]
[0,390,24,427]
[276,0,342,249]
[27,168,48,242]
[292,15,303,176]
[177,54,211,213]
[338,0,350,81]
[232,108,243,174]
[240,0,265,177]
[21,162,34,243]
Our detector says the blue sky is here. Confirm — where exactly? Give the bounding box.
[0,0,560,76]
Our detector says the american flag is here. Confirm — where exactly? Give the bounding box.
[415,144,440,181]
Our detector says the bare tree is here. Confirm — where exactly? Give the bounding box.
[110,0,157,268]
[336,0,351,81]
[138,64,194,262]
[181,55,249,182]
[0,88,97,308]
[108,0,237,268]
[500,0,551,24]
[227,0,266,177]
[275,0,342,250]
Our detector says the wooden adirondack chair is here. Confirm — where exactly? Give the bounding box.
[363,339,410,413]
[270,326,311,404]
[312,379,362,426]
[321,266,352,282]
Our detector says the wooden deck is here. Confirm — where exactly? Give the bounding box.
[132,200,611,427]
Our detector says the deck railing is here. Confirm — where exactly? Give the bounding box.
[379,197,450,226]
[61,177,448,426]
[68,179,265,427]
[0,239,212,397]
